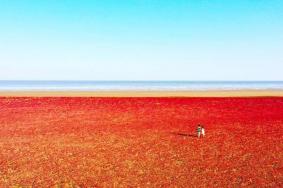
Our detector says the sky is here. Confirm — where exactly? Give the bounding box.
[0,0,282,81]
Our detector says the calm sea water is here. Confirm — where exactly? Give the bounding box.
[0,81,283,91]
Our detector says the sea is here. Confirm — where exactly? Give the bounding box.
[0,81,283,91]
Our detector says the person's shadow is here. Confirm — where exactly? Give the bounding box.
[170,132,197,138]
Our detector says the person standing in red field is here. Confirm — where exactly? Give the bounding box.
[196,124,205,138]
[196,124,202,138]
[201,125,205,137]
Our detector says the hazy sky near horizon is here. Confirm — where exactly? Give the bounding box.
[0,0,282,81]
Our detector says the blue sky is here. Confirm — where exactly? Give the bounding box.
[0,0,282,81]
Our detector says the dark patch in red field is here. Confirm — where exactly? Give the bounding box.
[0,97,282,187]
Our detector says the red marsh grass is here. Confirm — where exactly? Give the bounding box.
[0,97,282,187]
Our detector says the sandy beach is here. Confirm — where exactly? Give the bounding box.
[0,89,283,97]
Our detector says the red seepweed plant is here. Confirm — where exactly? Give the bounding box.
[0,97,282,187]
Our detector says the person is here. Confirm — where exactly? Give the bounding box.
[201,125,205,137]
[196,124,202,138]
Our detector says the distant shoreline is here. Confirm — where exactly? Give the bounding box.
[1,89,283,97]
[1,81,283,91]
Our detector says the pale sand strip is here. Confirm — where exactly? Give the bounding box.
[0,90,283,97]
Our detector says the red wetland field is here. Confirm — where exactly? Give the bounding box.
[0,97,282,187]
